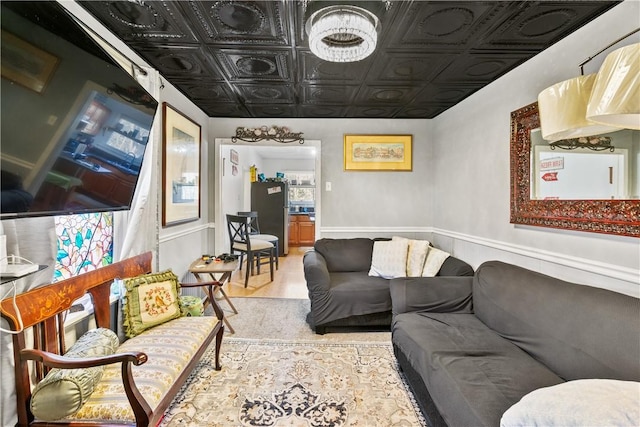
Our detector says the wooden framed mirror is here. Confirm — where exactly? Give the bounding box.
[510,102,640,237]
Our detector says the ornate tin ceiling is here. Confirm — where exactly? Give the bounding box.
[79,1,618,119]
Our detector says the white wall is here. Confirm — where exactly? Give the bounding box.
[431,1,639,296]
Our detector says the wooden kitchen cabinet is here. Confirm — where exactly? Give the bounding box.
[289,214,315,246]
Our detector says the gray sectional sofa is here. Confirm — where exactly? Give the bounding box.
[303,238,474,334]
[391,260,640,427]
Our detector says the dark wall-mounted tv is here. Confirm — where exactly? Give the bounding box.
[1,1,158,220]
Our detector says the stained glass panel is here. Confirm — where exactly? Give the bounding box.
[54,212,113,282]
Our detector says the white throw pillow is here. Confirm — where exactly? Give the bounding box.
[421,246,450,277]
[407,240,430,277]
[368,239,409,279]
[500,379,640,427]
[391,236,430,276]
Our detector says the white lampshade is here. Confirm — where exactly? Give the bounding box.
[586,43,640,130]
[538,74,621,141]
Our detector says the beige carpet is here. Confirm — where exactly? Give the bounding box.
[158,298,425,426]
[220,297,391,342]
[159,339,425,427]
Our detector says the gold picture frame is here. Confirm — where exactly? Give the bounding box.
[162,103,201,227]
[1,30,59,94]
[344,134,412,171]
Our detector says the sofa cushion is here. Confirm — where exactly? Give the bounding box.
[473,261,640,381]
[500,379,640,427]
[421,247,450,277]
[312,272,391,326]
[314,238,374,272]
[67,316,219,424]
[437,256,474,276]
[369,239,409,279]
[30,328,120,421]
[392,312,564,427]
[123,270,182,338]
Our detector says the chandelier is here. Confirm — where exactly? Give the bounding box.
[306,5,380,63]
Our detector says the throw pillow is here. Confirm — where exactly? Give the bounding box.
[123,270,182,338]
[421,247,450,277]
[500,379,640,427]
[407,239,430,277]
[368,239,409,279]
[30,328,119,421]
[180,295,204,317]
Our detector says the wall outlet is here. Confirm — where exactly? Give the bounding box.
[325,182,332,191]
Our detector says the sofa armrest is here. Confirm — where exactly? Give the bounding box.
[303,250,331,293]
[390,276,473,315]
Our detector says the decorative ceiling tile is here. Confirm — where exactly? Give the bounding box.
[171,80,236,102]
[79,1,199,43]
[348,106,403,118]
[214,48,293,81]
[355,86,422,105]
[245,105,299,118]
[234,83,296,104]
[181,1,289,45]
[198,102,250,117]
[300,51,369,83]
[134,45,222,78]
[298,105,350,118]
[301,85,360,105]
[79,1,618,118]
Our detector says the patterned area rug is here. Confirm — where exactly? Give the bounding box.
[159,338,426,427]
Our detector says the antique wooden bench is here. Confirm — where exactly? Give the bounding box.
[1,252,224,427]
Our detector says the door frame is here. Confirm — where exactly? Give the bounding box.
[213,138,321,255]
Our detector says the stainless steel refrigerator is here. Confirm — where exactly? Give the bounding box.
[251,181,288,255]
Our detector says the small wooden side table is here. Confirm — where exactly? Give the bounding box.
[188,257,239,334]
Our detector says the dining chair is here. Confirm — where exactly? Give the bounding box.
[237,211,279,269]
[226,214,275,287]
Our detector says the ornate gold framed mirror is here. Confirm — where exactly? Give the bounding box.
[510,102,639,237]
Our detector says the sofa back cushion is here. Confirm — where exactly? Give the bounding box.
[437,256,474,276]
[473,261,640,381]
[314,238,374,272]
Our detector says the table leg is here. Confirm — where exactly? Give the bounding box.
[193,272,236,334]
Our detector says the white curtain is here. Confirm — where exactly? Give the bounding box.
[116,67,160,263]
[80,23,160,263]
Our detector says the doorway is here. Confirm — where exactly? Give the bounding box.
[213,138,321,256]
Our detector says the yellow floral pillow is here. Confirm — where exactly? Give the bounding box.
[123,270,182,338]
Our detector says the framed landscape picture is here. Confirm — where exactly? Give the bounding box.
[344,134,412,171]
[1,30,58,93]
[162,103,201,226]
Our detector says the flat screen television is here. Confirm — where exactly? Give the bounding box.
[1,1,158,219]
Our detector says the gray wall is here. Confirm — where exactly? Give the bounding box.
[210,118,433,231]
[431,1,639,295]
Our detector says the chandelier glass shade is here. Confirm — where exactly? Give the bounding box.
[306,5,379,63]
[586,43,640,130]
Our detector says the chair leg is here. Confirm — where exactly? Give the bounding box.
[244,255,250,288]
[269,249,274,282]
[274,240,279,269]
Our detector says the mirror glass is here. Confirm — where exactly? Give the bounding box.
[510,102,639,237]
[530,129,640,200]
